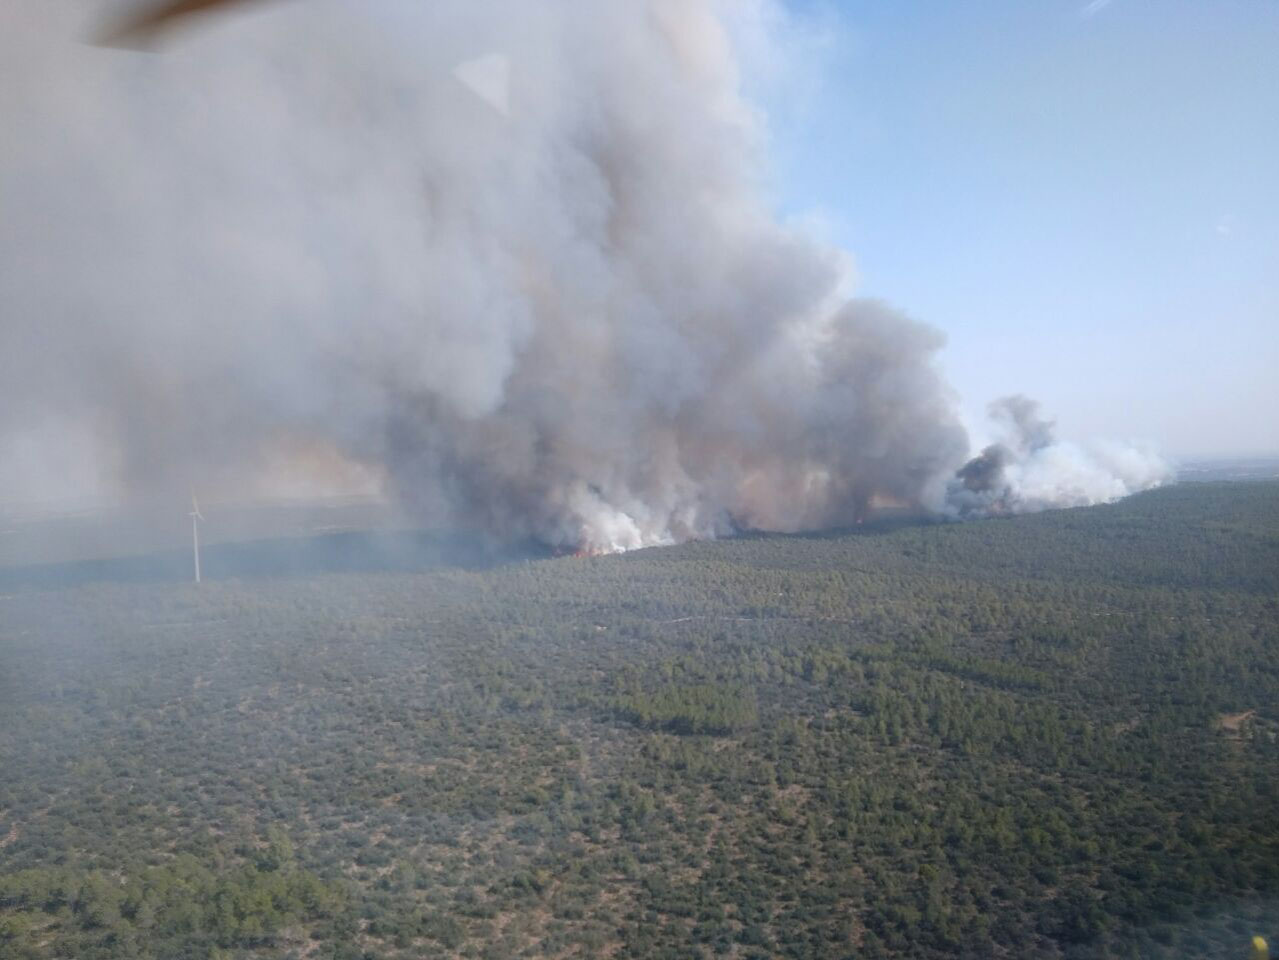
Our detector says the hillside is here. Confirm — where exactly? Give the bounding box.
[2,482,1278,959]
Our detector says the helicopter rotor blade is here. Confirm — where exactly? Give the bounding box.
[95,0,269,47]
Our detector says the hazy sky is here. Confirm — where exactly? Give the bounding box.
[765,0,1278,457]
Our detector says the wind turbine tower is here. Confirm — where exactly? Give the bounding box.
[190,492,204,584]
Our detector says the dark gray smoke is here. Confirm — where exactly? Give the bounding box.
[955,446,1012,503]
[954,396,1058,513]
[0,1,1168,549]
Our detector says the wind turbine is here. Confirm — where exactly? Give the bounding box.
[190,492,205,584]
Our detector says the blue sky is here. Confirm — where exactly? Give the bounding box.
[764,0,1278,456]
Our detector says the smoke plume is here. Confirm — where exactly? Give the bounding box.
[950,397,1170,517]
[0,1,1169,549]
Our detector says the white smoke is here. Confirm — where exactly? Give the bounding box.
[0,1,1168,549]
[949,397,1172,516]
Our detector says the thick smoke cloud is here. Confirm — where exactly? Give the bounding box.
[950,397,1170,517]
[0,1,1169,548]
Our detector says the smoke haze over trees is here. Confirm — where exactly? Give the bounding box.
[0,0,1169,549]
[2,482,1277,958]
